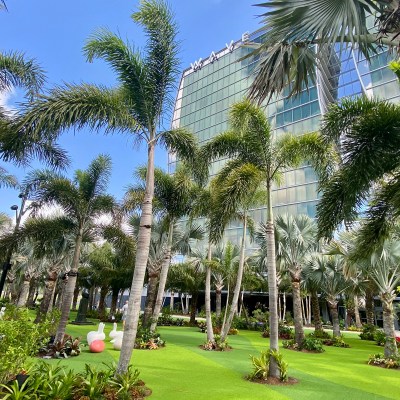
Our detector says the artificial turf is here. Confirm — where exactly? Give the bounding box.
[59,322,399,400]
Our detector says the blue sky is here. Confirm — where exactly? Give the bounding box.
[0,0,259,217]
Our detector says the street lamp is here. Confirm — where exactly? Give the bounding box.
[0,194,28,298]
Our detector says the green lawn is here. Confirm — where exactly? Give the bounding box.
[58,323,399,400]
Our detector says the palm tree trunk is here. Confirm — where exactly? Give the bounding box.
[190,292,198,325]
[55,231,83,342]
[282,292,286,322]
[150,221,174,333]
[143,272,159,328]
[35,269,58,323]
[98,286,109,316]
[88,286,95,310]
[365,286,375,325]
[215,288,222,317]
[170,291,174,311]
[354,295,362,328]
[16,277,31,307]
[72,285,80,311]
[221,214,247,342]
[311,290,323,334]
[205,242,215,343]
[55,276,68,310]
[327,298,340,337]
[291,272,304,346]
[266,186,279,379]
[26,278,37,308]
[221,282,230,332]
[110,288,119,314]
[117,140,155,375]
[381,295,398,358]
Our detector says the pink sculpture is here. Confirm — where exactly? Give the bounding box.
[89,340,105,353]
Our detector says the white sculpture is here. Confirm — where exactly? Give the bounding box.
[113,333,124,350]
[109,322,120,340]
[87,322,106,345]
[0,307,5,319]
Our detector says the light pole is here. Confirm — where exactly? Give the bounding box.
[0,193,28,298]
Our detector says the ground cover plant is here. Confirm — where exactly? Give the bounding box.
[12,323,398,400]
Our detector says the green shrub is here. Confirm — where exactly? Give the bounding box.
[248,349,288,382]
[135,328,165,350]
[284,311,293,325]
[308,329,331,339]
[322,334,350,348]
[374,329,386,346]
[202,334,229,351]
[359,324,377,341]
[301,337,324,352]
[0,306,56,383]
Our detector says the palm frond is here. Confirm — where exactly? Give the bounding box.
[19,84,140,140]
[133,0,180,123]
[0,51,45,99]
[0,164,17,188]
[160,127,198,164]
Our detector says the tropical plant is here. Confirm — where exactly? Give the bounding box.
[18,1,197,374]
[304,253,349,337]
[24,155,115,342]
[317,96,400,248]
[200,99,333,377]
[247,1,400,105]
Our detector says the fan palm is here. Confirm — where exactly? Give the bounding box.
[18,1,197,372]
[266,214,317,346]
[248,1,400,104]
[200,99,333,377]
[24,155,115,340]
[304,253,349,337]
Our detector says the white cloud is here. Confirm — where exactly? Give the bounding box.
[0,88,17,115]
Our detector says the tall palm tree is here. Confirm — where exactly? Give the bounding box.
[124,164,198,328]
[260,214,317,346]
[25,155,115,341]
[248,1,400,104]
[18,2,196,373]
[200,99,333,377]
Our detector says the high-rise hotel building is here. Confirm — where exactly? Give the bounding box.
[169,30,400,248]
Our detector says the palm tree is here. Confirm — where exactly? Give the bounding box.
[200,99,332,377]
[25,155,115,341]
[317,96,400,248]
[18,2,196,372]
[124,164,198,328]
[259,214,317,346]
[248,1,400,104]
[304,254,349,337]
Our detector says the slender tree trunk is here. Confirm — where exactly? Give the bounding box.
[291,272,304,346]
[88,286,95,310]
[98,286,109,316]
[16,278,30,307]
[283,292,286,322]
[190,292,198,325]
[205,242,215,343]
[278,294,281,321]
[170,291,174,311]
[117,141,155,375]
[150,221,174,332]
[26,278,37,308]
[381,295,398,358]
[55,231,83,342]
[143,272,159,328]
[35,269,58,323]
[328,298,340,337]
[55,276,68,310]
[311,290,323,334]
[221,215,247,341]
[215,288,222,317]
[365,286,375,325]
[354,295,362,329]
[266,186,279,378]
[110,288,119,315]
[72,286,80,311]
[239,287,244,317]
[221,282,230,334]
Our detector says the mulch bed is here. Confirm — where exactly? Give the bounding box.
[248,377,299,386]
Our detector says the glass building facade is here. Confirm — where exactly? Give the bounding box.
[169,30,400,249]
